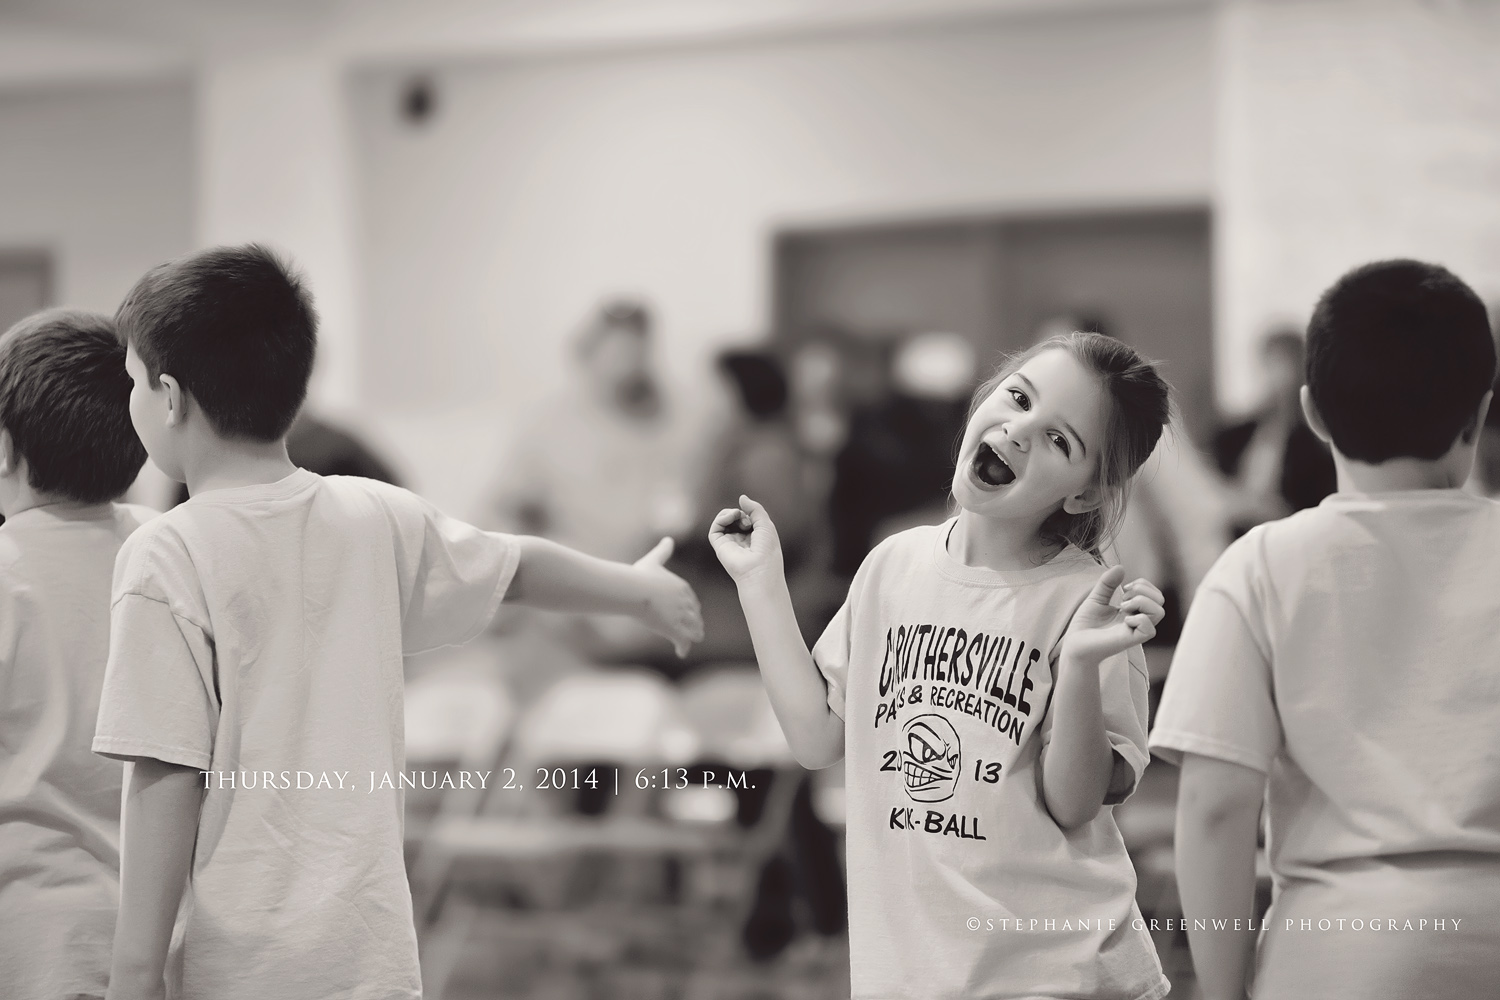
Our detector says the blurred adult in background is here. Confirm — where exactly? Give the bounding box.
[488,301,704,668]
[828,331,976,574]
[1213,328,1336,535]
[786,336,850,547]
[704,350,820,569]
[678,346,835,659]
[490,301,698,563]
[788,337,850,469]
[688,347,846,962]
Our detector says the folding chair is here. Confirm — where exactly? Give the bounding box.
[669,664,838,996]
[417,668,728,1000]
[402,651,516,920]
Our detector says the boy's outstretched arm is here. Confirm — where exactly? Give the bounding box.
[708,496,843,769]
[505,535,704,656]
[1176,753,1265,1000]
[107,758,202,1000]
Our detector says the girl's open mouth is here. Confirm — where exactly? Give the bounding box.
[972,441,1015,487]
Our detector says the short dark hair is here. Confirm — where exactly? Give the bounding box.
[0,308,146,503]
[718,349,789,420]
[115,244,317,441]
[1306,259,1495,463]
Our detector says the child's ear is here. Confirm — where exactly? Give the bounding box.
[1460,389,1493,445]
[157,372,187,428]
[0,427,14,477]
[1062,483,1103,516]
[1299,386,1332,445]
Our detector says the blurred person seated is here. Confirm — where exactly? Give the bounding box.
[676,347,834,662]
[703,350,821,571]
[1213,328,1336,534]
[788,336,851,477]
[828,331,975,574]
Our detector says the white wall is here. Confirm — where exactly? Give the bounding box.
[350,7,1214,512]
[1216,0,1500,412]
[0,81,195,314]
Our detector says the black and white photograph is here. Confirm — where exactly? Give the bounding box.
[1,1,1498,999]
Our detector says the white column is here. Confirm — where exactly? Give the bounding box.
[1214,0,1500,414]
[196,45,360,411]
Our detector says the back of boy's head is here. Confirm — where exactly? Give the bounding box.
[115,243,317,441]
[0,308,146,503]
[1307,259,1495,463]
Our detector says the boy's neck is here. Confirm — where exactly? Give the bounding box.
[181,435,299,497]
[0,486,109,520]
[1332,450,1470,495]
[950,508,1058,571]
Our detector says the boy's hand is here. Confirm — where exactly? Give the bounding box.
[1059,566,1164,666]
[632,537,705,658]
[708,495,785,588]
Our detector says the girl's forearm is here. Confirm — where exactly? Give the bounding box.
[1038,653,1113,829]
[507,536,646,615]
[736,573,844,769]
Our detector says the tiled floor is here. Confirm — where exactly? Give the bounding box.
[438,908,850,1000]
[437,921,1199,1000]
[431,889,1202,1000]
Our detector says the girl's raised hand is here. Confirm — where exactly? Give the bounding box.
[708,495,785,587]
[1060,566,1166,666]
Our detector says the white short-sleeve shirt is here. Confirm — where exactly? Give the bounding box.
[1151,490,1500,1000]
[93,471,519,1000]
[816,520,1166,1000]
[0,502,153,1000]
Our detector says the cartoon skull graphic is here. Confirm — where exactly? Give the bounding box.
[900,714,962,803]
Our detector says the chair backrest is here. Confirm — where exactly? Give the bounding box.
[513,668,699,769]
[676,663,795,767]
[405,666,515,769]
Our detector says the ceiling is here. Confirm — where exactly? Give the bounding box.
[0,0,1208,88]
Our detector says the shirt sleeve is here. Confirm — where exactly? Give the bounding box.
[810,599,852,722]
[376,484,522,656]
[1149,561,1281,772]
[1100,646,1152,804]
[93,592,218,770]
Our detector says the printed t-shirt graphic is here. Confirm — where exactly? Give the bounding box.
[815,521,1167,1000]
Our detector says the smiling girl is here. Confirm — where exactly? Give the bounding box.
[709,332,1173,1000]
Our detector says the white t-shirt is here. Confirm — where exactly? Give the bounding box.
[815,520,1167,1000]
[93,471,519,1000]
[1150,490,1500,1000]
[0,502,154,1000]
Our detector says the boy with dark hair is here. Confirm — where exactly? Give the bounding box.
[1151,259,1499,1000]
[0,308,151,1000]
[95,245,703,1000]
